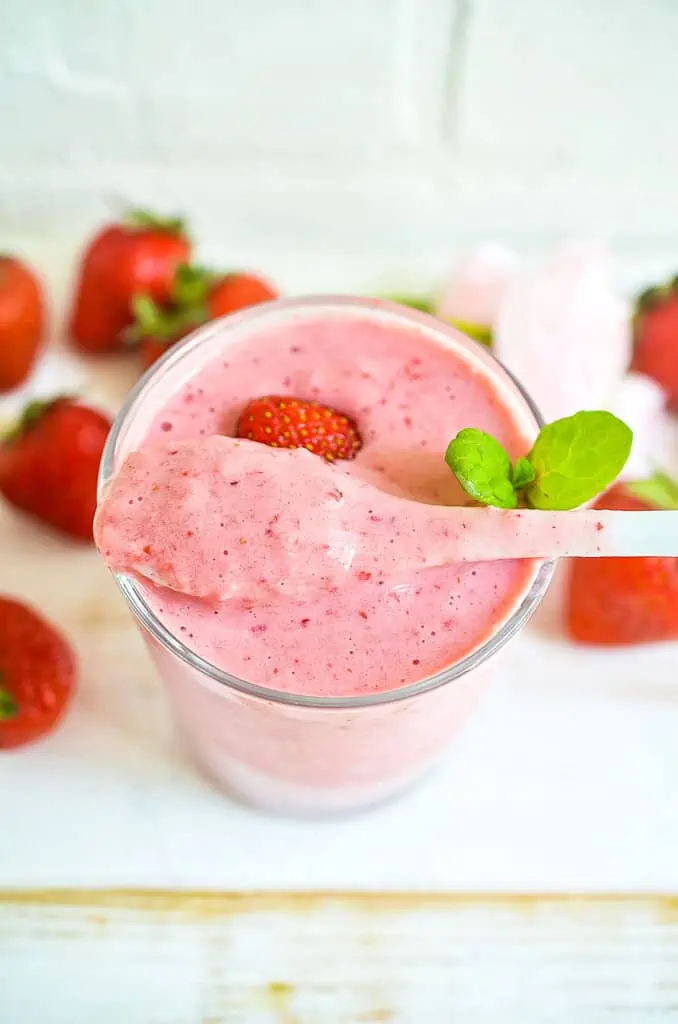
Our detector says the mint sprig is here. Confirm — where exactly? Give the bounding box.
[511,457,535,490]
[445,428,519,508]
[446,410,632,511]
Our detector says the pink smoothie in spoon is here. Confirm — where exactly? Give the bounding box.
[98,297,551,814]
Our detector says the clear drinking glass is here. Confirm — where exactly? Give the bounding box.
[99,297,554,815]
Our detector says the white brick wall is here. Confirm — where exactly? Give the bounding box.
[1,0,677,287]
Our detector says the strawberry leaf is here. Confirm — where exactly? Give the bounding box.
[125,209,186,236]
[627,472,678,510]
[171,264,212,308]
[127,294,204,344]
[3,398,71,444]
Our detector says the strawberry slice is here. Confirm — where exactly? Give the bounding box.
[236,395,362,461]
[566,475,678,645]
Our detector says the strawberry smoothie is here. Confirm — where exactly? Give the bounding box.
[98,297,552,813]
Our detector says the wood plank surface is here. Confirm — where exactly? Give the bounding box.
[2,890,678,1022]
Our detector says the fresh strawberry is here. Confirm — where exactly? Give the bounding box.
[207,272,277,318]
[129,266,277,374]
[236,395,362,461]
[631,277,678,408]
[69,210,191,354]
[0,597,75,750]
[138,336,174,372]
[566,475,678,645]
[0,398,112,541]
[0,255,45,391]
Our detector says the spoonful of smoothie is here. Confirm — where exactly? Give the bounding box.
[95,417,678,605]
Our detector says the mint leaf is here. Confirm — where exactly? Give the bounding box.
[524,410,632,511]
[512,456,535,489]
[626,472,678,510]
[445,428,518,508]
[0,685,17,721]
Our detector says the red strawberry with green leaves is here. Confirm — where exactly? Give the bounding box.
[236,395,362,461]
[566,474,678,644]
[129,265,278,372]
[0,255,46,391]
[631,277,678,408]
[0,398,112,541]
[0,597,76,750]
[129,293,203,373]
[69,210,191,354]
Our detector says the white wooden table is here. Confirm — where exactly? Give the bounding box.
[2,269,678,1021]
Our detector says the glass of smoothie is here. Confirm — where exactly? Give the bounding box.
[97,297,554,814]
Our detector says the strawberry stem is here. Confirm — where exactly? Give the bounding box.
[635,276,678,313]
[21,399,49,431]
[124,209,187,237]
[627,472,678,510]
[171,264,213,308]
[127,293,205,344]
[3,400,48,443]
[2,397,72,443]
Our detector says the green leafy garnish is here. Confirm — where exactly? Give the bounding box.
[626,472,678,510]
[525,411,632,510]
[511,456,535,489]
[446,410,632,510]
[445,428,518,509]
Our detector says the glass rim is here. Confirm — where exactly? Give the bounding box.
[99,294,555,709]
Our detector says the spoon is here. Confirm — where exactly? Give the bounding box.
[95,436,678,604]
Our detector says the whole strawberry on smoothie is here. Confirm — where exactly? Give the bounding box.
[95,297,630,814]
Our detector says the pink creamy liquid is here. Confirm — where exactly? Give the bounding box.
[138,315,537,696]
[101,300,547,813]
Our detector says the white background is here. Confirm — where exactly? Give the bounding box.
[1,0,678,289]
